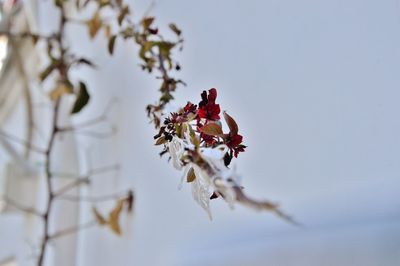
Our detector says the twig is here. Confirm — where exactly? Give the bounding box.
[0,129,46,154]
[52,177,90,197]
[49,220,97,240]
[57,191,130,203]
[2,196,43,217]
[51,164,120,179]
[58,99,117,132]
[0,30,56,40]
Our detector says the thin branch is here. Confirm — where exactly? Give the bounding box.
[2,196,43,217]
[72,128,117,139]
[51,164,120,179]
[49,220,97,240]
[53,177,90,197]
[57,99,117,132]
[0,30,56,40]
[57,190,130,203]
[0,129,46,154]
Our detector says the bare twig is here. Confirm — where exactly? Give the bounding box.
[2,196,43,217]
[58,99,117,132]
[57,190,130,203]
[0,30,56,40]
[52,177,90,197]
[49,220,97,240]
[0,129,46,154]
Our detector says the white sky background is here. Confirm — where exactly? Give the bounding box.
[38,0,400,265]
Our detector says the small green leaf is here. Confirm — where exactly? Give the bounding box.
[108,35,117,55]
[71,82,90,114]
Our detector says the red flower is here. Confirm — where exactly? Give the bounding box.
[197,88,220,121]
[225,134,246,157]
[184,102,197,113]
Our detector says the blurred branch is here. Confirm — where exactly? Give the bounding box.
[52,164,121,196]
[57,190,131,203]
[58,100,117,132]
[49,220,97,240]
[0,30,56,40]
[2,196,43,217]
[0,129,46,154]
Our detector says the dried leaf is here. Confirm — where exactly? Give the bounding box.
[108,35,117,55]
[118,5,130,26]
[142,17,155,29]
[186,167,196,183]
[71,82,90,114]
[87,12,102,39]
[201,122,223,136]
[155,136,166,145]
[108,199,124,235]
[169,23,181,36]
[92,207,107,225]
[223,111,238,135]
[49,83,73,101]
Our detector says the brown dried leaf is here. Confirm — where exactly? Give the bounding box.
[87,12,102,39]
[186,167,196,183]
[92,207,107,225]
[223,111,238,135]
[142,17,155,29]
[155,136,166,145]
[201,122,223,136]
[49,83,73,101]
[108,199,124,235]
[118,5,130,26]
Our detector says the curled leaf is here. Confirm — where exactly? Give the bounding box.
[223,111,238,135]
[71,82,90,114]
[155,136,166,145]
[108,35,117,55]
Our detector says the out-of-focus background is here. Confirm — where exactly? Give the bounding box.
[0,0,400,265]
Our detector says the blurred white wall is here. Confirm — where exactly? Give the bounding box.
[2,0,400,265]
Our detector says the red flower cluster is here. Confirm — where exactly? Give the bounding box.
[158,88,246,166]
[197,88,221,121]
